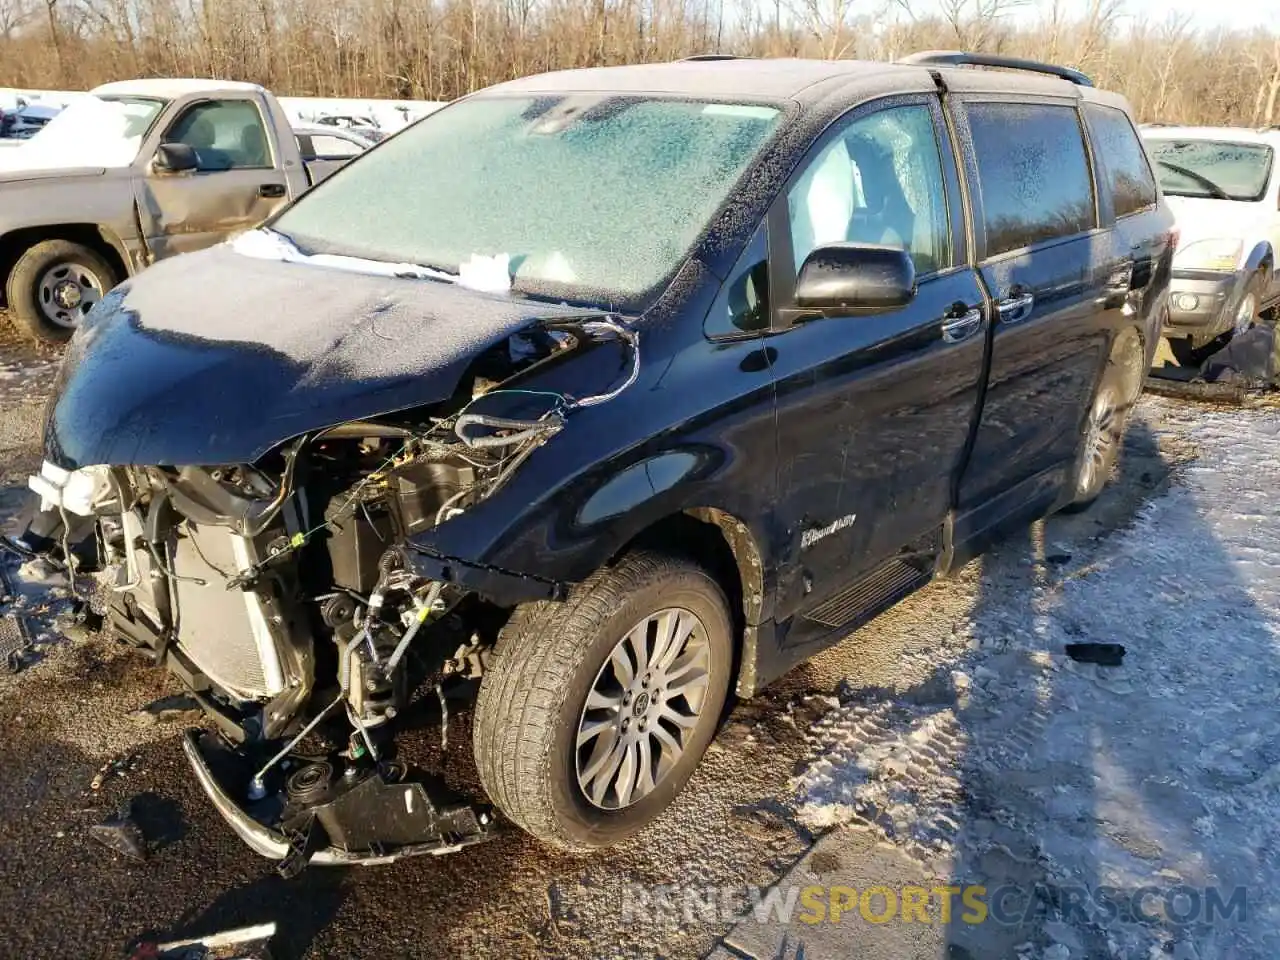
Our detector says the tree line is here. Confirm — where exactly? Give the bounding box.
[3,0,1280,128]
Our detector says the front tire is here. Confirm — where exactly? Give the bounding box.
[473,551,734,850]
[1064,328,1146,511]
[1232,269,1266,335]
[6,240,117,344]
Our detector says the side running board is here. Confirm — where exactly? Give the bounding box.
[804,558,932,630]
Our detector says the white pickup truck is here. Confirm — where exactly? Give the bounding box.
[1142,126,1280,367]
[0,79,370,343]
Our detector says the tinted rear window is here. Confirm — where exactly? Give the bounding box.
[1084,104,1157,217]
[967,102,1096,257]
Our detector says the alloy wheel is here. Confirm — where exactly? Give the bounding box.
[1077,386,1121,501]
[575,607,712,810]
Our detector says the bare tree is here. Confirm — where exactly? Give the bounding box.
[0,0,32,40]
[789,0,858,59]
[0,0,1277,130]
[937,0,1024,51]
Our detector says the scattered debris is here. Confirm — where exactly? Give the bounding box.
[90,803,148,861]
[0,610,30,672]
[89,753,140,790]
[1062,642,1126,667]
[88,792,187,863]
[53,599,104,642]
[128,921,276,959]
[137,694,204,725]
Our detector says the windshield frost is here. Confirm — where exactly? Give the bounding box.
[4,95,165,170]
[271,95,782,303]
[1146,139,1274,202]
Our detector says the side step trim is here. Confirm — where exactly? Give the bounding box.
[804,559,931,629]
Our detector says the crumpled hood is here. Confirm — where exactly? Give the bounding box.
[1165,196,1270,258]
[44,244,600,469]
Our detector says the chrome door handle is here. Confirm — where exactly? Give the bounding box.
[996,292,1035,323]
[941,307,983,343]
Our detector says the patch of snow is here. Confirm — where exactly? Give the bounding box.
[792,403,1280,959]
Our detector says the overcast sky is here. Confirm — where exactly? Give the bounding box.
[902,0,1280,32]
[1102,0,1278,29]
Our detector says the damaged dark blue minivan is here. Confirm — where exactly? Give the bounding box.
[21,53,1173,870]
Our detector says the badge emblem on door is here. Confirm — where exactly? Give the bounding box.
[801,513,857,550]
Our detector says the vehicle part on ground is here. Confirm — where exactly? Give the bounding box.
[1063,642,1127,666]
[473,551,733,849]
[184,729,497,874]
[6,239,117,342]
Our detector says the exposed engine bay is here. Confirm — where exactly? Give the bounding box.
[22,315,639,873]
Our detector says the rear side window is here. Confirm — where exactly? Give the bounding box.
[1084,104,1157,217]
[967,102,1096,257]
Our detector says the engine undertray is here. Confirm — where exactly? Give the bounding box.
[183,729,499,875]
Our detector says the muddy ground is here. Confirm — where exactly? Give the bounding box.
[0,313,1254,960]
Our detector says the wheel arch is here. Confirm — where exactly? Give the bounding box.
[608,507,768,699]
[1243,240,1274,281]
[0,224,130,307]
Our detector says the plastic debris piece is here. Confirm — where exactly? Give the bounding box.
[90,803,148,861]
[1063,642,1126,667]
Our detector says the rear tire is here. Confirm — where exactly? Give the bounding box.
[1063,328,1145,512]
[6,239,117,344]
[473,550,734,851]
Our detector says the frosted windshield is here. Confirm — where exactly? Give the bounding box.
[271,95,782,305]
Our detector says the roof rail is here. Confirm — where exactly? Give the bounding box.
[898,50,1093,87]
[676,54,753,62]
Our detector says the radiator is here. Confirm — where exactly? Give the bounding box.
[170,525,286,702]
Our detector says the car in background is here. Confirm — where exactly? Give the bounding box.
[1142,126,1280,365]
[0,98,62,141]
[293,124,377,184]
[314,113,387,142]
[0,80,369,343]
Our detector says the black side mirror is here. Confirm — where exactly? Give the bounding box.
[794,243,916,316]
[153,142,199,174]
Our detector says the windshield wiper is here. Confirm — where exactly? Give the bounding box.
[1156,160,1232,200]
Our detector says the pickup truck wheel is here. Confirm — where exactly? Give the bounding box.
[1064,328,1145,511]
[6,240,117,344]
[473,551,733,850]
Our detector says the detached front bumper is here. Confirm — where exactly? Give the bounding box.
[182,729,498,873]
[1163,269,1245,344]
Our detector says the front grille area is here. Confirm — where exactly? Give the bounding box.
[170,525,284,702]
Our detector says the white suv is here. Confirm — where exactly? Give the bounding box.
[1142,126,1280,364]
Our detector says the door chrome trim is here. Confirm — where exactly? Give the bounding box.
[942,307,983,342]
[996,292,1035,323]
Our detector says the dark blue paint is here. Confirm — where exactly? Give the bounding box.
[37,79,1176,700]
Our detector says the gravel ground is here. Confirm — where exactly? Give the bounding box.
[0,311,1247,960]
